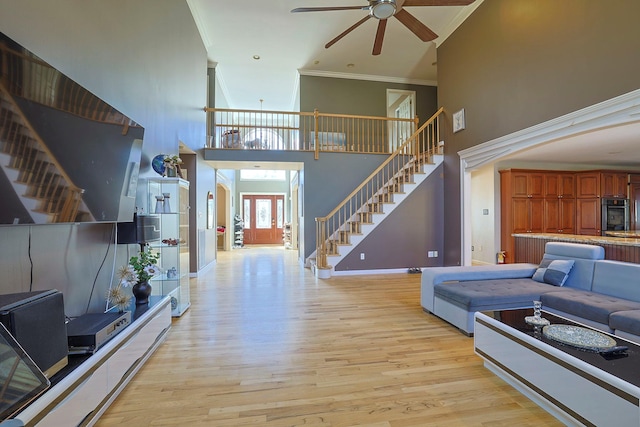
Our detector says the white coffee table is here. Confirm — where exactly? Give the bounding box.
[474,309,640,426]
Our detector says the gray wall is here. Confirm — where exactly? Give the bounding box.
[437,0,640,265]
[336,164,444,271]
[0,0,210,315]
[300,75,438,125]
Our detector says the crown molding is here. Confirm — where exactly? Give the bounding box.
[435,0,485,47]
[298,69,437,87]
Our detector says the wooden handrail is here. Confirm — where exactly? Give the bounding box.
[319,107,442,221]
[205,107,417,155]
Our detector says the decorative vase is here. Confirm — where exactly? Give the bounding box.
[155,195,164,214]
[163,193,171,213]
[132,280,152,305]
[166,166,177,177]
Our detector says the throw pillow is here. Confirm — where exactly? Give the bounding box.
[532,259,575,286]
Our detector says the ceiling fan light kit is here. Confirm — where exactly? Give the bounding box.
[292,0,476,55]
[371,0,396,19]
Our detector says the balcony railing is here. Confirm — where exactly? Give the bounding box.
[204,107,419,158]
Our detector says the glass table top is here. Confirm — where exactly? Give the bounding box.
[480,308,640,388]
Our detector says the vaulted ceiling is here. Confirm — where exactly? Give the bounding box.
[187,0,482,111]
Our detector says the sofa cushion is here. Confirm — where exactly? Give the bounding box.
[532,259,574,286]
[609,310,640,336]
[591,260,640,302]
[541,290,640,325]
[544,242,604,259]
[434,278,558,311]
[542,242,603,291]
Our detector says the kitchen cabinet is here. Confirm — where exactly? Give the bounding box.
[576,172,600,198]
[630,174,640,229]
[601,172,628,199]
[511,198,545,234]
[576,198,601,235]
[148,177,190,317]
[511,171,545,198]
[544,198,576,234]
[544,173,575,198]
[500,170,547,262]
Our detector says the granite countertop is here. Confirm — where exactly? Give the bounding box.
[512,233,640,247]
[604,231,640,238]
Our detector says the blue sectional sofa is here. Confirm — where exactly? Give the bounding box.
[421,242,640,342]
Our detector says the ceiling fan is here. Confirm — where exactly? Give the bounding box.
[291,0,476,55]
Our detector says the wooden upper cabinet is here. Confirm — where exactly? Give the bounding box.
[601,172,628,199]
[544,173,575,198]
[511,171,544,198]
[559,174,576,198]
[576,172,600,198]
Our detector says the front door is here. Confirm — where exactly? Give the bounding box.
[242,195,284,244]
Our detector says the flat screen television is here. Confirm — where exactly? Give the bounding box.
[0,31,144,225]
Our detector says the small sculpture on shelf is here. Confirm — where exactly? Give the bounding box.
[163,154,184,178]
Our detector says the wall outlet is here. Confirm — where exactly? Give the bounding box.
[360,253,365,260]
[427,251,439,258]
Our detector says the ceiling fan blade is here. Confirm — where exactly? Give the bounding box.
[372,19,387,56]
[325,15,372,49]
[394,9,437,41]
[291,6,367,13]
[402,0,475,6]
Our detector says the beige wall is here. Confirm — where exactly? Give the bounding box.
[438,0,640,265]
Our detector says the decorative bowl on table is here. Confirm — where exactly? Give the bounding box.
[542,324,617,352]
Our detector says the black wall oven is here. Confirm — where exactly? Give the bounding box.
[601,198,630,235]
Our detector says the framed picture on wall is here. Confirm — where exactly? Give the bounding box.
[453,108,465,133]
[207,192,214,229]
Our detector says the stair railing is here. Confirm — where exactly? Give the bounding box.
[314,107,443,270]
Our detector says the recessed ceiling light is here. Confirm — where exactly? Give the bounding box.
[253,55,260,60]
[314,60,320,65]
[347,63,355,68]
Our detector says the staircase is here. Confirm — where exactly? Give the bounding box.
[0,84,88,223]
[311,108,444,278]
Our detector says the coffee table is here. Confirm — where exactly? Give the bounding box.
[474,309,640,426]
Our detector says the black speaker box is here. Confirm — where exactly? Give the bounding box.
[0,290,68,378]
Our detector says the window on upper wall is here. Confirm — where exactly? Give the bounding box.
[240,169,286,181]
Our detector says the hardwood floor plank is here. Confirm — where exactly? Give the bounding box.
[95,247,562,426]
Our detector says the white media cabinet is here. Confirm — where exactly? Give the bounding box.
[15,296,171,426]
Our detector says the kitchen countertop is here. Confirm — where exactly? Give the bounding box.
[512,233,640,247]
[604,231,640,238]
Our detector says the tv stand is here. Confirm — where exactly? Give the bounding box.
[14,296,171,426]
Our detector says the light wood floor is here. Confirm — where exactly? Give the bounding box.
[96,246,562,426]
